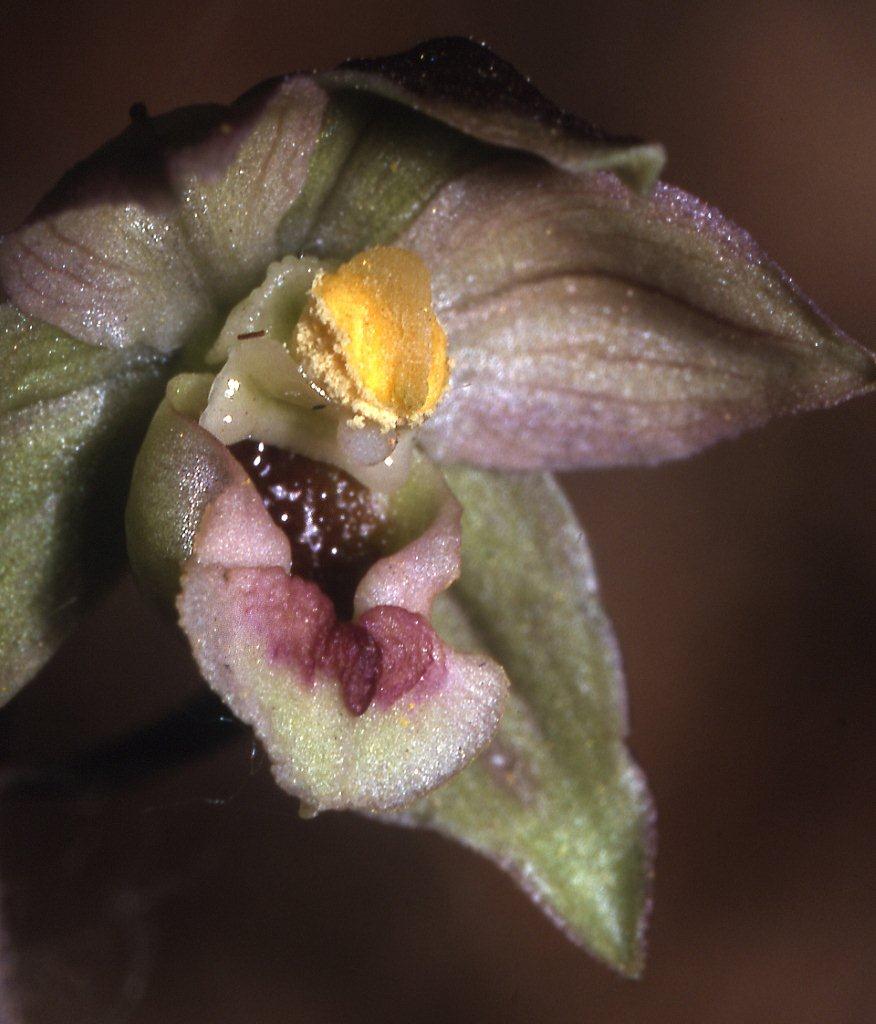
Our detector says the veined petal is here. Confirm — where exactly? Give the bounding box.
[321,37,664,193]
[169,77,327,302]
[0,182,212,354]
[0,79,328,352]
[388,467,653,976]
[397,160,875,468]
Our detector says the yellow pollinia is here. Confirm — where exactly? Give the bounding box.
[295,246,450,431]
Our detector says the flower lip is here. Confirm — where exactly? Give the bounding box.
[174,426,508,807]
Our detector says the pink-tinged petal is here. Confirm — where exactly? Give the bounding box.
[168,77,327,302]
[0,186,212,354]
[396,161,875,469]
[0,79,327,352]
[321,37,664,193]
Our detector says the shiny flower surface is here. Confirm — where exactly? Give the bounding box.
[0,38,872,975]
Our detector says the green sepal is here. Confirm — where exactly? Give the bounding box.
[321,37,665,193]
[280,93,489,261]
[0,305,167,705]
[392,467,653,976]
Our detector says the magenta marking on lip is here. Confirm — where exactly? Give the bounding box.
[230,568,447,715]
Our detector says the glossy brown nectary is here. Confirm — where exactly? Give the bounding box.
[230,439,387,620]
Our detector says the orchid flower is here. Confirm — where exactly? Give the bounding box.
[0,38,872,980]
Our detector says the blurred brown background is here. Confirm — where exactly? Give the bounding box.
[0,1,874,1022]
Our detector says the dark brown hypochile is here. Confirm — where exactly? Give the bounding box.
[229,439,388,622]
